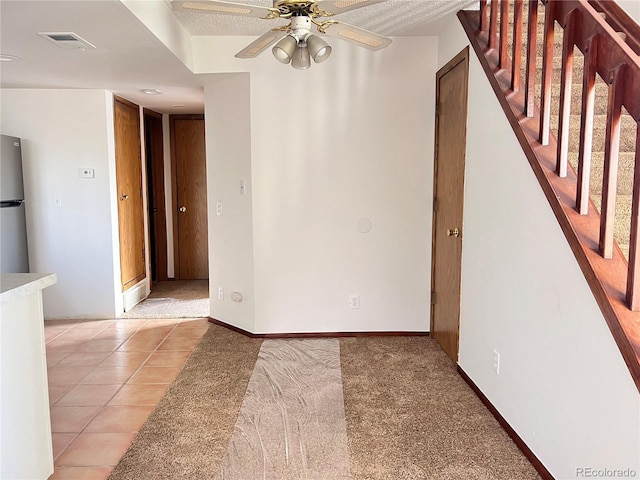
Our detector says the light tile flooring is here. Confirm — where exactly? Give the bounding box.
[44,317,209,480]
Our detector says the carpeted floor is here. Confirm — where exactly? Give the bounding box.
[120,280,209,319]
[109,325,540,480]
[340,336,539,479]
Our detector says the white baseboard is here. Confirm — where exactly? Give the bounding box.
[122,280,149,312]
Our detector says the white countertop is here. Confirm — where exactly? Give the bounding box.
[0,273,57,304]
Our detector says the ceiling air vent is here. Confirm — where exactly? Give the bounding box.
[38,32,95,50]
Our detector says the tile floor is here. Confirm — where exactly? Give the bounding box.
[44,317,210,480]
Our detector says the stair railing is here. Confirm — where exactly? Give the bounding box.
[458,0,640,391]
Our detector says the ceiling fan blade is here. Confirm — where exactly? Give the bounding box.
[313,0,386,16]
[235,29,287,58]
[319,21,391,51]
[172,0,280,19]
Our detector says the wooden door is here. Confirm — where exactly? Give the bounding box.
[144,110,168,282]
[171,115,208,279]
[114,97,146,290]
[431,48,469,363]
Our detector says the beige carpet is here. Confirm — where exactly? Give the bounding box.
[109,326,540,480]
[340,336,540,479]
[120,280,209,319]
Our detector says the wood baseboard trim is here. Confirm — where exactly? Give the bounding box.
[208,318,429,339]
[457,366,554,480]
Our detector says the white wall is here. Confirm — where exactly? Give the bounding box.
[438,19,640,479]
[1,89,121,318]
[619,0,640,24]
[205,73,255,332]
[121,0,194,71]
[198,38,436,333]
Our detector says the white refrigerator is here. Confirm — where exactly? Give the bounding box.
[1,134,29,273]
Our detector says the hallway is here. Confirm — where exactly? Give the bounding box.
[120,281,209,319]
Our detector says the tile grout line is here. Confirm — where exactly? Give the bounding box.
[49,319,147,466]
[48,318,206,472]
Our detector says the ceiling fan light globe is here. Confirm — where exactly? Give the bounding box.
[291,45,311,70]
[306,35,332,63]
[272,35,297,64]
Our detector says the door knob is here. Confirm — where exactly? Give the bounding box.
[120,194,129,201]
[179,206,187,213]
[447,228,460,237]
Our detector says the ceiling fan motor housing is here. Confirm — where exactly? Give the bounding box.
[290,15,312,42]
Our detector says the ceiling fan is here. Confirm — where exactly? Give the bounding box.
[172,0,392,70]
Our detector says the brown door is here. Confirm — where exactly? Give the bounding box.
[431,48,469,363]
[144,110,168,282]
[114,97,146,290]
[171,115,208,279]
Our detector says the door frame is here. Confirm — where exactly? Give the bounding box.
[169,114,207,279]
[144,108,168,282]
[430,47,470,361]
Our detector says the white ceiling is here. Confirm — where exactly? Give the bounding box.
[173,0,476,36]
[0,0,474,114]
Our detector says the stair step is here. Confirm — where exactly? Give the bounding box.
[509,38,568,62]
[512,60,609,115]
[554,83,610,115]
[500,1,636,259]
[590,194,632,248]
[568,151,636,171]
[551,114,637,153]
[569,152,637,195]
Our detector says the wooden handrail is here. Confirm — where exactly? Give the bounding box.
[459,0,640,392]
[588,0,640,56]
[553,1,640,121]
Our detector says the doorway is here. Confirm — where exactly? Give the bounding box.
[144,109,168,282]
[430,48,469,363]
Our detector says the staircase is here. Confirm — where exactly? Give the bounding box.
[518,2,638,257]
[457,0,640,392]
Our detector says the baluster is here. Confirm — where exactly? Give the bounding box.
[525,0,538,117]
[499,0,510,69]
[511,0,523,92]
[627,121,640,310]
[599,67,625,259]
[556,10,577,178]
[576,36,598,214]
[480,0,488,32]
[489,0,499,49]
[539,0,555,145]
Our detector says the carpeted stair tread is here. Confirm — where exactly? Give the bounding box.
[551,114,637,153]
[577,155,636,196]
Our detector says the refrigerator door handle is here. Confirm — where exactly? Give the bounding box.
[0,200,25,208]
